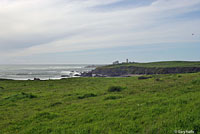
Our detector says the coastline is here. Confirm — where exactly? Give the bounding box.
[2,61,200,80]
[82,61,200,77]
[0,64,97,80]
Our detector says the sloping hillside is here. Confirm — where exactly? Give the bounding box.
[0,73,200,133]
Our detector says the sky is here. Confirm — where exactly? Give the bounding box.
[0,0,200,64]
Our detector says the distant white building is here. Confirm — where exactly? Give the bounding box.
[113,61,119,65]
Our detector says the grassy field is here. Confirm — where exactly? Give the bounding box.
[0,73,200,134]
[105,61,200,68]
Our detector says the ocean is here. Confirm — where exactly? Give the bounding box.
[0,64,96,80]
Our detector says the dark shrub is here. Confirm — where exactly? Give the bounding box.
[5,92,37,102]
[21,92,37,98]
[108,86,123,92]
[191,79,200,85]
[104,95,122,100]
[178,75,182,78]
[78,93,97,99]
[155,78,160,81]
[29,94,36,98]
[138,76,152,80]
[49,102,62,107]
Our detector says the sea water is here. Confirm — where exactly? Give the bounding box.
[0,64,96,80]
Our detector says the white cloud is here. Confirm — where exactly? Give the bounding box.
[0,0,200,60]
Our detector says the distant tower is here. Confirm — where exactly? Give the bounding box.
[126,59,128,63]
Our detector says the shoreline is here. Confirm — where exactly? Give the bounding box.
[0,74,144,81]
[0,76,81,81]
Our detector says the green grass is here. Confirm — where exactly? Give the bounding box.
[105,61,200,68]
[0,73,200,134]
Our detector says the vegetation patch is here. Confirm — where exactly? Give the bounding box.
[178,75,182,78]
[34,112,58,121]
[21,92,37,98]
[104,95,122,100]
[108,86,124,92]
[49,102,62,107]
[138,76,152,80]
[191,79,200,85]
[155,78,161,81]
[4,92,37,101]
[78,93,97,99]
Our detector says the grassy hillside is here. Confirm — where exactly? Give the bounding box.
[86,61,200,76]
[105,61,200,68]
[0,73,200,134]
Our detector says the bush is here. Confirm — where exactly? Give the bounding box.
[104,95,122,100]
[191,79,200,85]
[138,76,152,80]
[49,102,62,107]
[178,75,182,78]
[21,92,37,98]
[108,86,123,92]
[78,93,97,99]
[5,92,37,102]
[155,78,160,81]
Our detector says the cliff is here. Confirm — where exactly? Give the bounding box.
[81,61,200,77]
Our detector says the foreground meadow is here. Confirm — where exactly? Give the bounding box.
[0,73,200,134]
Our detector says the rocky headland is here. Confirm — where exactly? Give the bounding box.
[81,61,200,77]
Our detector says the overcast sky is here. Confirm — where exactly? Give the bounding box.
[0,0,200,64]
